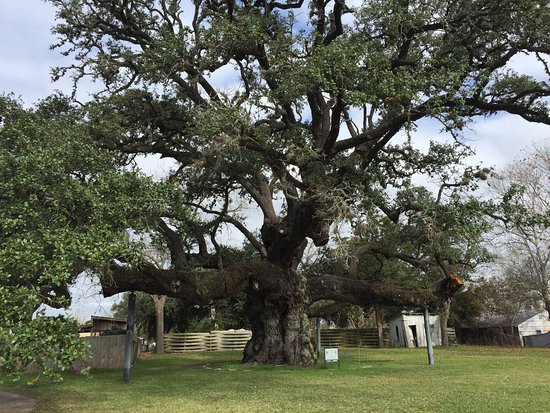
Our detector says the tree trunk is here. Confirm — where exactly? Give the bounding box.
[151,294,166,355]
[242,269,315,366]
[543,293,550,320]
[375,304,385,348]
[439,300,451,346]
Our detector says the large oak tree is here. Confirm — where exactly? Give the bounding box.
[49,0,550,365]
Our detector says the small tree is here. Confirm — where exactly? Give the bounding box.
[0,95,166,380]
[491,142,550,317]
[479,274,540,326]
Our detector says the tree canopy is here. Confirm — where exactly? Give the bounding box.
[46,0,550,365]
[6,0,550,368]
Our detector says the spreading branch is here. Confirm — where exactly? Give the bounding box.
[101,260,462,310]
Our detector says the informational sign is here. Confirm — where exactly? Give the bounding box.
[324,347,339,362]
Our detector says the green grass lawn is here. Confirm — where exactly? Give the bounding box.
[1,346,549,413]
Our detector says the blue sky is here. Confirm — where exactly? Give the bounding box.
[2,1,550,321]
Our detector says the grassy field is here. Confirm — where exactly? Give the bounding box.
[1,346,549,413]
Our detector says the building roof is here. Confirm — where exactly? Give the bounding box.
[466,310,543,328]
[79,315,127,333]
[389,313,439,322]
[91,315,127,323]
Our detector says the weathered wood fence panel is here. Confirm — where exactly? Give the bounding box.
[27,335,140,373]
[165,330,252,353]
[74,335,140,370]
[164,329,392,353]
[320,328,388,348]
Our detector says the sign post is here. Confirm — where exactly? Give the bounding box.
[324,347,339,368]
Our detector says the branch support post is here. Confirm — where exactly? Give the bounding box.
[123,291,136,383]
[423,307,435,366]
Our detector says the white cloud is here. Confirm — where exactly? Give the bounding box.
[508,53,550,81]
[0,2,58,103]
[466,115,550,170]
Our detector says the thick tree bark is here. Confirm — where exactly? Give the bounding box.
[439,300,451,346]
[306,275,447,308]
[243,270,314,365]
[151,295,166,354]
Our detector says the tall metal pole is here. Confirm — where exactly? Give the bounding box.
[123,291,136,383]
[423,307,435,366]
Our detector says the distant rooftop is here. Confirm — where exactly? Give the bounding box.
[466,310,546,328]
[91,315,127,323]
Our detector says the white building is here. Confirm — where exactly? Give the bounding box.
[516,311,550,339]
[389,313,442,348]
[458,310,550,346]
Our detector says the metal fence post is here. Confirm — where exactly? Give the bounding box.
[423,307,435,366]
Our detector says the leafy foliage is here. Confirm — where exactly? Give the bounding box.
[0,95,170,381]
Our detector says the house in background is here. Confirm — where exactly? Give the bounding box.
[79,315,127,337]
[389,313,442,348]
[457,310,550,346]
[523,331,550,347]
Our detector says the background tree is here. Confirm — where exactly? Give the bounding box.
[307,160,492,344]
[111,292,207,337]
[449,285,485,328]
[450,273,539,333]
[490,142,550,317]
[479,273,540,326]
[48,0,550,365]
[112,292,247,335]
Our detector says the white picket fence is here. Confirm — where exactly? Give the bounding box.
[164,330,252,353]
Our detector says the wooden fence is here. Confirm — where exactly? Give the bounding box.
[456,327,522,346]
[165,328,393,353]
[164,330,252,353]
[73,335,140,370]
[320,328,388,348]
[26,335,140,373]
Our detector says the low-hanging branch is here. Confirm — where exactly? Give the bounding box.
[101,259,462,311]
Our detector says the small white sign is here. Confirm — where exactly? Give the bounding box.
[324,347,339,362]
